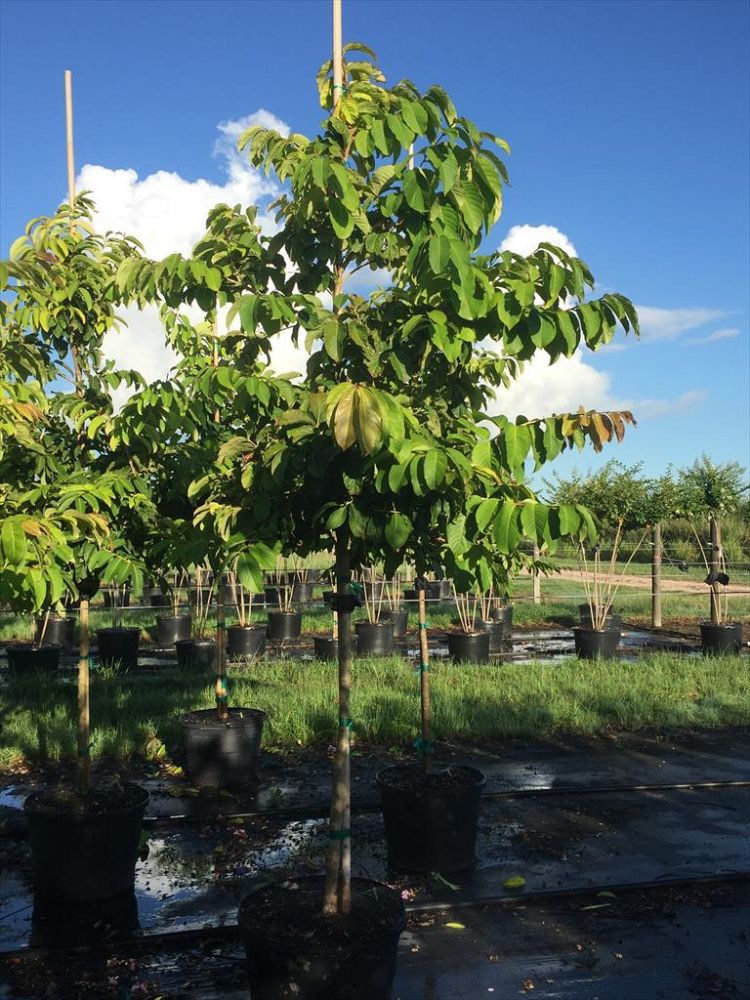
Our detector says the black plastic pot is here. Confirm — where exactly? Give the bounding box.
[267,611,302,642]
[480,619,505,652]
[362,580,385,603]
[322,590,334,607]
[148,589,170,608]
[579,610,623,632]
[355,620,395,656]
[447,630,490,663]
[377,764,485,873]
[31,889,139,949]
[180,708,266,788]
[35,616,75,650]
[227,625,266,659]
[700,622,743,656]
[573,627,620,659]
[426,581,443,601]
[382,608,408,637]
[314,636,339,660]
[175,638,216,672]
[96,627,140,670]
[291,581,314,605]
[221,582,240,605]
[264,586,282,607]
[490,604,513,628]
[238,875,405,1000]
[402,588,418,604]
[103,588,130,609]
[23,784,148,902]
[155,614,192,647]
[5,644,61,674]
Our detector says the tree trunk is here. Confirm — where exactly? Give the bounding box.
[215,587,228,720]
[651,522,662,628]
[532,542,541,604]
[322,527,352,915]
[710,515,721,625]
[77,597,90,794]
[418,585,432,775]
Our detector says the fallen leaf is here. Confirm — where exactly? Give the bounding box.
[445,921,465,929]
[504,875,526,890]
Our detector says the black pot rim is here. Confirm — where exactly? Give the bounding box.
[699,621,742,630]
[572,626,620,636]
[267,610,301,617]
[96,627,141,636]
[23,783,149,819]
[237,874,405,953]
[5,642,62,652]
[448,629,488,638]
[376,763,486,791]
[355,620,394,629]
[175,638,216,648]
[227,624,265,632]
[179,707,267,730]
[156,613,192,622]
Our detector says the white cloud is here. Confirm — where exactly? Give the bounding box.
[634,305,727,343]
[79,112,291,388]
[686,326,741,346]
[617,389,708,419]
[499,224,578,258]
[488,352,613,421]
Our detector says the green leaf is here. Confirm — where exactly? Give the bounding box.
[475,498,499,533]
[353,385,382,454]
[1,519,26,565]
[329,199,354,239]
[428,235,450,274]
[520,502,537,542]
[331,384,357,449]
[494,501,519,553]
[385,512,411,550]
[403,170,429,213]
[423,449,447,489]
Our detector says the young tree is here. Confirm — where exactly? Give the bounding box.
[192,44,639,924]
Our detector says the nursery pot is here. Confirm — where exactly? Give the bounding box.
[425,581,443,601]
[103,587,130,609]
[96,627,140,670]
[447,630,491,664]
[227,624,266,659]
[148,589,170,608]
[402,588,418,604]
[267,611,302,642]
[480,619,505,652]
[180,708,266,788]
[314,636,338,660]
[490,604,513,628]
[579,610,623,632]
[362,580,385,603]
[238,874,405,1000]
[31,889,139,949]
[377,764,485,873]
[573,627,620,659]
[35,616,74,650]
[155,614,193,647]
[5,643,61,675]
[175,638,216,672]
[355,620,395,656]
[23,783,149,902]
[291,581,314,605]
[700,622,743,656]
[382,607,408,637]
[264,586,282,607]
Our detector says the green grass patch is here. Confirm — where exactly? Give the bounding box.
[1,652,748,772]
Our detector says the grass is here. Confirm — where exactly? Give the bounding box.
[1,651,748,772]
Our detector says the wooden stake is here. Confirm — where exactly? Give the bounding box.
[332,0,343,110]
[532,542,541,605]
[651,522,662,628]
[65,70,76,217]
[710,515,721,625]
[77,597,90,794]
[417,585,432,775]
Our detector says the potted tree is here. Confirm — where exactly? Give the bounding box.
[678,456,748,655]
[191,37,639,993]
[548,463,678,658]
[381,574,408,637]
[226,561,266,659]
[355,567,394,655]
[3,197,151,902]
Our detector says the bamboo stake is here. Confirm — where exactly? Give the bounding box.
[66,69,90,796]
[332,0,343,110]
[417,583,432,775]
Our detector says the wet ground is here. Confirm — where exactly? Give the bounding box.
[1,731,749,998]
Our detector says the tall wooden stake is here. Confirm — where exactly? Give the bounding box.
[709,515,721,625]
[417,583,432,775]
[651,522,662,628]
[532,542,541,605]
[66,69,90,796]
[211,317,228,719]
[332,0,343,108]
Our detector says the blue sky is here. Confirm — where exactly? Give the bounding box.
[1,0,748,481]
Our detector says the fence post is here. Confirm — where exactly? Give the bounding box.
[532,542,541,605]
[710,515,721,624]
[651,522,662,628]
